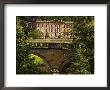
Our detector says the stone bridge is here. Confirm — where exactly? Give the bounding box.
[30,39,73,74]
[32,48,73,74]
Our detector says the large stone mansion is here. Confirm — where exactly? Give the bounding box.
[29,20,73,39]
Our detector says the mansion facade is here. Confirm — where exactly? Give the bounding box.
[29,20,73,39]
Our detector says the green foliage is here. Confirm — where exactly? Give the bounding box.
[29,30,43,39]
[16,17,47,74]
[35,16,75,22]
[28,54,44,65]
[16,17,32,74]
[16,17,31,62]
[64,16,94,74]
[16,16,94,74]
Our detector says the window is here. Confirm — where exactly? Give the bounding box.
[51,29,53,32]
[57,29,59,32]
[58,25,59,28]
[55,29,56,32]
[59,29,60,32]
[56,29,58,32]
[37,24,39,27]
[46,29,47,32]
[64,29,65,32]
[67,25,69,28]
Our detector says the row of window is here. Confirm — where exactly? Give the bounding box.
[46,29,61,32]
[37,24,72,28]
[37,24,60,27]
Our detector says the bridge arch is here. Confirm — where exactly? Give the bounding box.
[59,60,71,74]
[32,51,53,73]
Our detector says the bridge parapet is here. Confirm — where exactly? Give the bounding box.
[29,39,73,44]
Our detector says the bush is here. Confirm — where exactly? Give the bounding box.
[29,30,43,39]
[28,54,44,65]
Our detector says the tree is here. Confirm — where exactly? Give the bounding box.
[29,29,43,39]
[16,17,32,73]
[63,16,94,74]
[16,17,48,74]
